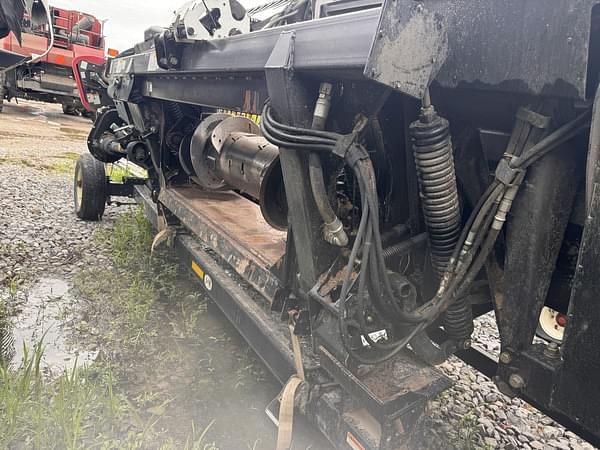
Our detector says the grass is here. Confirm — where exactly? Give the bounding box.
[45,160,76,174]
[450,411,482,450]
[0,208,221,449]
[0,342,220,449]
[106,165,136,183]
[0,155,75,173]
[106,162,148,183]
[0,156,36,168]
[57,152,81,161]
[0,298,13,366]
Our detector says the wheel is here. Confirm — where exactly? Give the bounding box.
[62,104,76,115]
[74,153,107,221]
[536,306,567,343]
[81,109,95,120]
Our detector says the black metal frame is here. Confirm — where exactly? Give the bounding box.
[136,185,449,450]
[89,1,600,447]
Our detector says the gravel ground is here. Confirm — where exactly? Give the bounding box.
[0,100,598,449]
[0,100,121,284]
[419,315,596,450]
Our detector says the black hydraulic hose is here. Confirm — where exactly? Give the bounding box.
[449,180,502,266]
[339,195,369,304]
[511,110,591,169]
[262,116,336,146]
[361,161,430,321]
[264,105,340,140]
[309,154,336,223]
[454,228,502,302]
[307,83,349,247]
[264,100,591,363]
[382,232,427,261]
[309,152,348,246]
[259,124,333,152]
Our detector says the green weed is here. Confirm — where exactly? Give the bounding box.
[0,342,218,449]
[45,160,76,174]
[57,152,81,161]
[450,411,483,450]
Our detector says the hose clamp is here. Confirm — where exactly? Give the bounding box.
[495,157,523,186]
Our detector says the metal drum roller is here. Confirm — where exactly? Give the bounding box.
[188,115,288,230]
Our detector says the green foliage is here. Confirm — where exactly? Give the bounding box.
[0,209,221,449]
[450,411,483,450]
[0,343,208,450]
[97,207,154,269]
[45,160,76,174]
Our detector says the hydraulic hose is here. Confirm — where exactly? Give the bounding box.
[309,154,348,246]
[308,82,348,247]
[260,101,591,365]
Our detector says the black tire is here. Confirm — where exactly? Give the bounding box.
[74,154,107,221]
[63,104,77,116]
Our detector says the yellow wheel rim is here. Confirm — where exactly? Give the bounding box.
[75,165,83,210]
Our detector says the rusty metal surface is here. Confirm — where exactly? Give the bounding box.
[319,345,451,421]
[159,186,286,303]
[359,352,445,403]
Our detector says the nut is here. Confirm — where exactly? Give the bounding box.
[543,342,561,359]
[499,351,512,364]
[508,373,525,390]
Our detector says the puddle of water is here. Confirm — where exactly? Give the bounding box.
[0,273,329,448]
[7,278,97,373]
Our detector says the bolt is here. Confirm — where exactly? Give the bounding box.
[499,351,512,364]
[461,339,472,350]
[508,373,525,390]
[544,342,560,359]
[168,56,179,66]
[187,27,196,35]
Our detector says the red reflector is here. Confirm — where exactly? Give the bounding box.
[556,313,567,328]
[55,55,66,65]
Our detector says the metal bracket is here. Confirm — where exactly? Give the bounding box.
[495,157,523,186]
[265,30,296,74]
[172,0,249,42]
[365,1,448,99]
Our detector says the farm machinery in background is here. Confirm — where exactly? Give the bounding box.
[73,0,600,449]
[0,0,107,115]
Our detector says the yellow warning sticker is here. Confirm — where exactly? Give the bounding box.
[191,260,205,280]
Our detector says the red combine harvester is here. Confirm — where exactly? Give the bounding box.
[0,5,106,115]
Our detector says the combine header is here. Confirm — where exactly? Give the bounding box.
[73,0,600,448]
[0,2,105,114]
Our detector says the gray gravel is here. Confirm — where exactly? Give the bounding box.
[418,313,596,449]
[0,164,122,284]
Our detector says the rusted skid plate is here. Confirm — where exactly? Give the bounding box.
[159,186,286,303]
[319,345,451,423]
